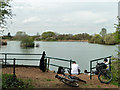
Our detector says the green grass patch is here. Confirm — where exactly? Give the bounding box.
[84,84,89,86]
[111,81,119,86]
[2,73,34,89]
[45,78,54,81]
[97,85,101,88]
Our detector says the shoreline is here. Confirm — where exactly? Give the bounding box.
[38,40,88,42]
[3,39,88,42]
[57,40,88,42]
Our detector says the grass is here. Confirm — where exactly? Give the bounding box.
[97,85,101,88]
[111,81,119,86]
[45,79,54,81]
[2,73,34,89]
[84,84,89,86]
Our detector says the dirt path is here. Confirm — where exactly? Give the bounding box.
[2,67,118,88]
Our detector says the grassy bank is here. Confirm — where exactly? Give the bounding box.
[2,73,34,89]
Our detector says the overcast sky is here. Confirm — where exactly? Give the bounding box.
[4,0,119,35]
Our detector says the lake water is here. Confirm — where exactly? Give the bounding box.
[0,41,117,72]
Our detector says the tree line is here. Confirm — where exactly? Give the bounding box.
[2,25,119,45]
[88,28,118,45]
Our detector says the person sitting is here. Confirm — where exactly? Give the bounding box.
[104,58,109,70]
[71,61,80,75]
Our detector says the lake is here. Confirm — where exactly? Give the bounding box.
[0,41,117,72]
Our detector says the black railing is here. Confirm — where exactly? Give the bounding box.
[0,53,43,66]
[0,51,73,75]
[45,56,73,74]
[90,56,112,79]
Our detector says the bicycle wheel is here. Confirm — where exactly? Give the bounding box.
[61,78,79,87]
[98,69,113,84]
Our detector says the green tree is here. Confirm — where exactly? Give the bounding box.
[0,0,12,28]
[73,33,91,40]
[111,16,120,86]
[20,36,34,47]
[41,31,56,40]
[14,31,27,40]
[89,34,104,44]
[114,17,120,43]
[100,28,107,37]
[103,34,116,45]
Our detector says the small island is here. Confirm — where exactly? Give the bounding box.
[20,36,35,48]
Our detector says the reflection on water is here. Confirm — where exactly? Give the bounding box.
[0,41,117,72]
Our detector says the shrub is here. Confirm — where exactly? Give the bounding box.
[111,57,120,86]
[104,34,117,45]
[20,36,35,47]
[2,73,33,89]
[89,34,104,44]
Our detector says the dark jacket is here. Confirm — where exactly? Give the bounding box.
[39,52,45,72]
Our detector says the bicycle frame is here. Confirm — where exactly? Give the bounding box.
[61,73,79,82]
[55,68,86,83]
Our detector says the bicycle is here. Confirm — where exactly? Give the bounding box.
[96,62,113,84]
[85,62,113,84]
[55,67,86,87]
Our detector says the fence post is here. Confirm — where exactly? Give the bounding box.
[70,59,72,75]
[90,61,92,79]
[47,58,50,72]
[5,54,7,66]
[13,58,16,79]
[109,56,112,71]
[44,59,47,72]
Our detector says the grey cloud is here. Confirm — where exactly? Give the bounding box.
[7,1,117,35]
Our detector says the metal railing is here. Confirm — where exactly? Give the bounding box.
[0,51,73,74]
[45,56,73,74]
[90,56,112,79]
[0,53,43,66]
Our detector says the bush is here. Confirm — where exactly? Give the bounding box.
[2,74,33,89]
[20,36,35,47]
[104,34,117,45]
[111,59,120,86]
[88,34,104,44]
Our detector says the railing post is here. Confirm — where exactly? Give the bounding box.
[109,56,111,71]
[13,58,16,79]
[44,59,47,72]
[5,54,7,66]
[90,61,92,80]
[70,59,72,75]
[47,58,50,72]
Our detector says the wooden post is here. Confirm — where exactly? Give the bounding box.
[90,61,92,80]
[44,59,47,72]
[13,58,16,79]
[109,56,111,71]
[70,60,72,75]
[47,58,50,72]
[5,54,7,66]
